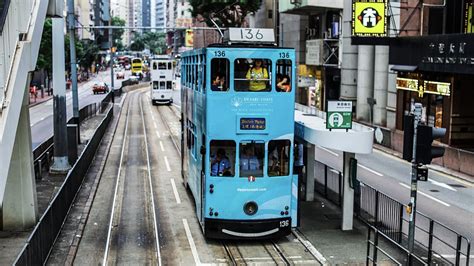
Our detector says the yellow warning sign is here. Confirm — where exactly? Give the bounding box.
[465,3,473,33]
[352,0,387,37]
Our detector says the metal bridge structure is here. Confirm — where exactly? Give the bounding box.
[0,0,60,230]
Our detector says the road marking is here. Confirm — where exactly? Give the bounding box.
[151,115,156,122]
[318,146,339,157]
[358,164,384,177]
[156,130,161,138]
[429,179,457,192]
[292,230,328,265]
[434,254,474,259]
[182,219,201,265]
[399,183,450,207]
[159,141,165,152]
[173,103,181,109]
[164,156,171,171]
[170,178,181,204]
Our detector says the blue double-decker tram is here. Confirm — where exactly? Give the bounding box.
[181,28,298,239]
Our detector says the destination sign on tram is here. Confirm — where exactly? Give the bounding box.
[240,118,266,130]
[225,28,275,43]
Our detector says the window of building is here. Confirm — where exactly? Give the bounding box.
[210,140,235,177]
[239,141,265,177]
[234,58,272,92]
[268,140,291,177]
[210,58,229,92]
[276,59,292,92]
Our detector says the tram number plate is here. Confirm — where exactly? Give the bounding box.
[279,220,290,228]
[240,118,266,130]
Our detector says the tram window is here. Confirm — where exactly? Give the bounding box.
[210,140,235,177]
[239,141,264,177]
[234,58,272,92]
[153,62,158,70]
[168,62,172,69]
[152,81,158,90]
[268,140,291,177]
[210,58,229,92]
[158,62,167,70]
[167,81,172,90]
[276,59,292,92]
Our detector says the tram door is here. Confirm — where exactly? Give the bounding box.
[199,134,206,226]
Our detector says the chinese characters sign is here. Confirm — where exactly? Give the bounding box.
[326,101,353,130]
[352,0,387,37]
[396,78,451,97]
[465,2,473,33]
[240,118,266,130]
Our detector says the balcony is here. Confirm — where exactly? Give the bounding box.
[280,0,343,15]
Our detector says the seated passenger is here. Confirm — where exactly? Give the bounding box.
[276,74,291,92]
[240,146,260,171]
[211,148,232,176]
[246,59,269,91]
[211,73,226,91]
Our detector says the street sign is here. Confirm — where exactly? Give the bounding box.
[326,101,352,130]
[352,0,388,37]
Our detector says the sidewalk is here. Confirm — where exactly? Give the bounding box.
[29,90,53,107]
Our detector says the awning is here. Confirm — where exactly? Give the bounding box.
[390,65,418,72]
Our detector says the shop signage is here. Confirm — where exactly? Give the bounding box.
[390,34,474,75]
[326,101,352,130]
[306,40,323,66]
[352,0,388,37]
[298,76,316,87]
[396,78,451,97]
[465,2,473,33]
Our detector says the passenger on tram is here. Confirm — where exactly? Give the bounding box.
[240,146,260,171]
[211,73,226,91]
[211,148,232,176]
[276,74,291,92]
[246,59,269,91]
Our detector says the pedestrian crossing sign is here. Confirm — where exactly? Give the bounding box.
[352,0,388,37]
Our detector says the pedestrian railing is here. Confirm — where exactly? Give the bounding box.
[314,162,471,265]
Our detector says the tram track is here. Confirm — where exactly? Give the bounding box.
[154,101,322,265]
[102,90,161,265]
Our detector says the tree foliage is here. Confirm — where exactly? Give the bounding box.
[111,16,126,50]
[189,0,262,27]
[129,31,167,54]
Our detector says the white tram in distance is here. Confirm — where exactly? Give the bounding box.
[150,57,175,105]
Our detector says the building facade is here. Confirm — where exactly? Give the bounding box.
[93,0,111,49]
[77,0,95,40]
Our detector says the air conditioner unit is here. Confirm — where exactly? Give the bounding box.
[290,0,302,5]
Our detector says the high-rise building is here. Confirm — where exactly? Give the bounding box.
[155,0,166,31]
[111,0,130,45]
[77,0,95,40]
[93,0,111,49]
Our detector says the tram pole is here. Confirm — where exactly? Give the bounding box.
[67,0,80,142]
[109,27,115,101]
[408,103,422,252]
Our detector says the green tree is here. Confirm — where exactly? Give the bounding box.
[189,0,262,27]
[111,16,126,50]
[129,32,167,54]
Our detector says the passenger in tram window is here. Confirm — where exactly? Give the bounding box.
[240,146,260,171]
[211,73,226,91]
[276,74,291,92]
[210,148,232,176]
[246,59,269,91]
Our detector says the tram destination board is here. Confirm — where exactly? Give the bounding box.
[240,118,266,130]
[225,28,275,43]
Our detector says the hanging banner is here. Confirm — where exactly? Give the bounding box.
[185,29,193,47]
[352,0,388,37]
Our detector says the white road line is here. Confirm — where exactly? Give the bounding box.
[156,130,161,138]
[151,115,156,122]
[170,178,181,204]
[139,96,162,266]
[292,230,328,265]
[399,183,451,207]
[173,103,181,109]
[318,146,339,157]
[159,141,165,152]
[182,219,201,265]
[429,179,457,192]
[434,254,474,259]
[164,156,171,171]
[358,164,384,177]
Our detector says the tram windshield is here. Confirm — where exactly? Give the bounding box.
[268,140,291,176]
[234,59,272,92]
[239,141,264,177]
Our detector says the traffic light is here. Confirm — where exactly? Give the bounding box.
[403,115,414,162]
[416,125,446,164]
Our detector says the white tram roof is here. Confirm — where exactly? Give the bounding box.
[294,104,374,154]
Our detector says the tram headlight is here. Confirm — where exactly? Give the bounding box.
[243,201,258,216]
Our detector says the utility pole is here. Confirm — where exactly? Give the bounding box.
[50,17,71,174]
[408,102,422,252]
[67,0,80,142]
[109,27,115,98]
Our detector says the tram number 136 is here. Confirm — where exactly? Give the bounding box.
[279,220,290,228]
[240,29,264,40]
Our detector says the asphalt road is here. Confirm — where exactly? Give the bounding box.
[29,70,129,149]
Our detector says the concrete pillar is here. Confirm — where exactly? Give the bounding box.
[373,46,389,126]
[305,144,316,202]
[342,152,355,231]
[50,17,71,174]
[2,85,38,230]
[340,0,358,101]
[356,45,375,122]
[386,65,398,129]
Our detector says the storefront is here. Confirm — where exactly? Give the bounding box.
[390,34,474,148]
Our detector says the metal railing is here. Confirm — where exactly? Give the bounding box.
[14,104,114,265]
[314,162,471,265]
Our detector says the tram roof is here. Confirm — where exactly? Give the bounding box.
[181,44,294,57]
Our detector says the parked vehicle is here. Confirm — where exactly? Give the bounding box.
[116,70,125,79]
